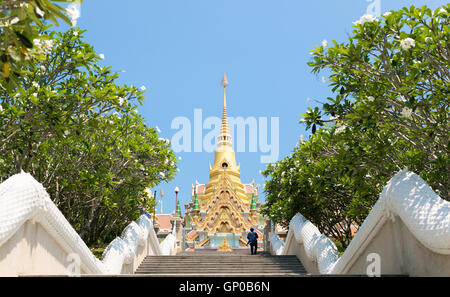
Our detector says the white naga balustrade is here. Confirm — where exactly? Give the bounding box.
[1,169,448,276]
[270,169,450,276]
[159,218,177,256]
[0,172,177,276]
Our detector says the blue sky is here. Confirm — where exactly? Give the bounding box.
[62,0,447,215]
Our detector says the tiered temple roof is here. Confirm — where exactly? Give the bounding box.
[183,75,264,250]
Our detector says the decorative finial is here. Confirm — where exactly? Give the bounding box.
[221,73,229,88]
[218,73,232,147]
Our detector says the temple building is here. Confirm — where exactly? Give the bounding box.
[183,74,264,251]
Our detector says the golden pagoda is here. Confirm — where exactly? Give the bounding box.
[183,74,263,250]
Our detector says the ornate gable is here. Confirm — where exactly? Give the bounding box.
[197,179,252,234]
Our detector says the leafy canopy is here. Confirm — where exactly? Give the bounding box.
[262,4,449,251]
[0,0,80,90]
[0,26,177,246]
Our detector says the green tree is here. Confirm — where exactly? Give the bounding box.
[263,4,449,251]
[0,28,177,246]
[0,0,80,90]
[307,5,449,197]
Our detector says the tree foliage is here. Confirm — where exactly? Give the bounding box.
[0,0,80,90]
[0,27,177,246]
[262,5,449,251]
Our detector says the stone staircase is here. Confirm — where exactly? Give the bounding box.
[135,252,307,276]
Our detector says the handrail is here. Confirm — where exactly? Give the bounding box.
[101,215,161,274]
[159,216,177,255]
[270,169,450,274]
[0,172,168,275]
[0,172,107,274]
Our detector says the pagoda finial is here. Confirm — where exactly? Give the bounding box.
[218,74,231,146]
[193,193,200,211]
[250,194,257,210]
[221,73,228,111]
[176,200,182,216]
[221,73,229,88]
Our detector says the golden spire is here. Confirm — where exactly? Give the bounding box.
[218,74,231,147]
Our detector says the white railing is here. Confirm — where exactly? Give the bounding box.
[159,216,177,255]
[280,213,339,274]
[101,215,161,274]
[270,169,450,275]
[0,172,172,276]
[270,232,285,255]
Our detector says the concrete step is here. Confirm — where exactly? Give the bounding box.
[141,260,299,263]
[138,261,304,266]
[133,273,307,277]
[135,254,307,276]
[139,262,302,266]
[139,255,301,259]
[148,254,291,256]
[140,256,298,260]
[140,260,300,264]
[136,268,305,271]
[136,267,305,271]
[137,269,304,272]
[138,266,304,270]
[135,271,306,275]
[140,263,300,266]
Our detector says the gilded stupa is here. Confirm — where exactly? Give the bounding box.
[183,74,264,250]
